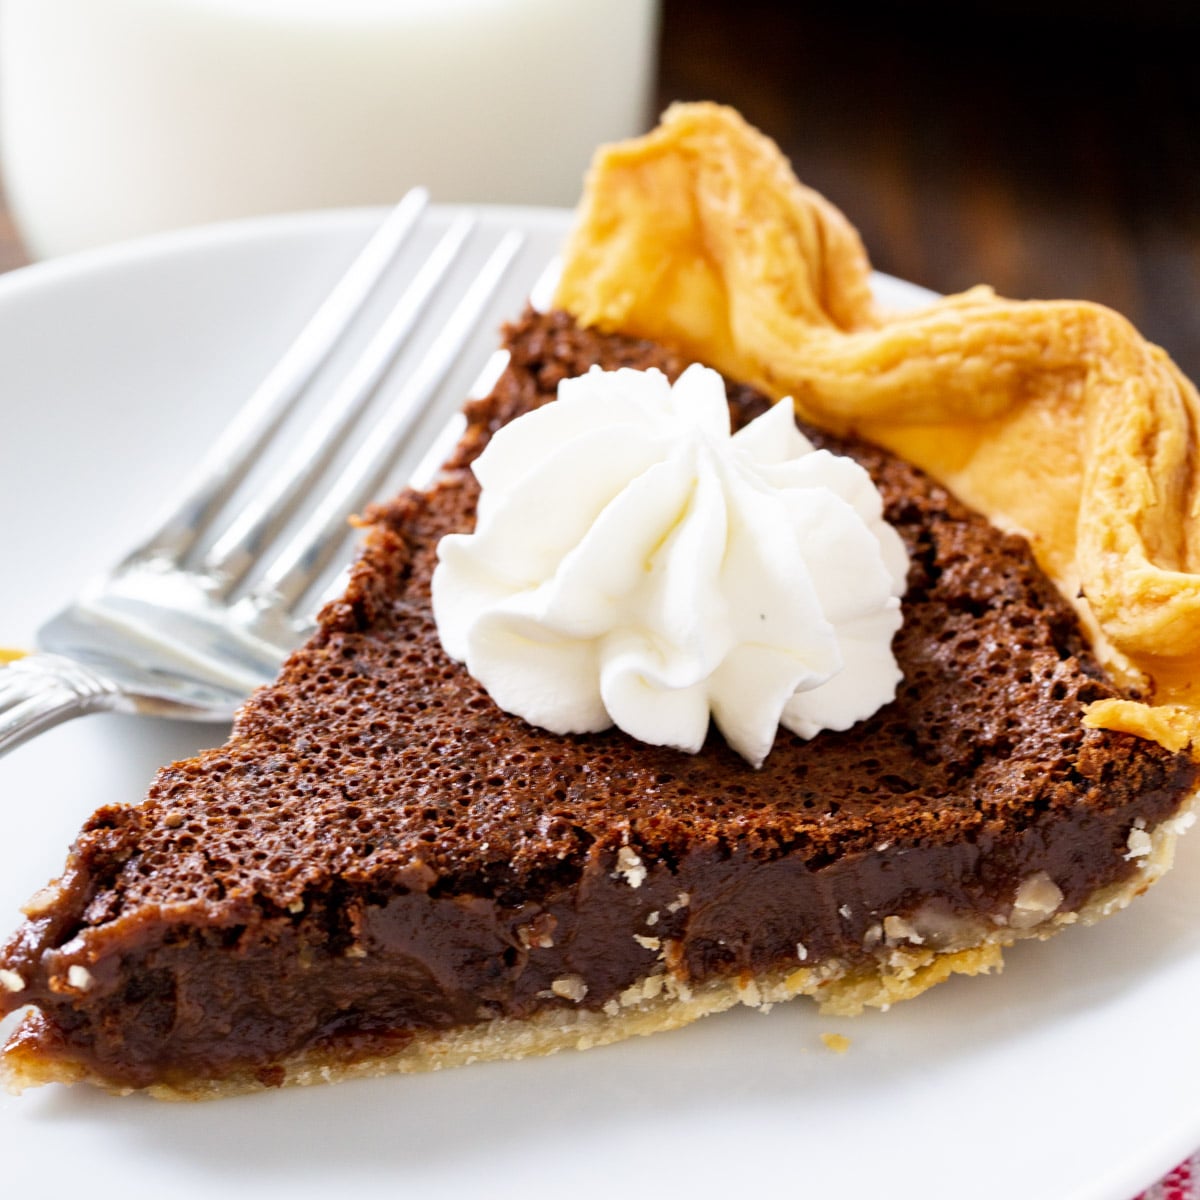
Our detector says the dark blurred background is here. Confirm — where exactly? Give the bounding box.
[654,0,1200,378]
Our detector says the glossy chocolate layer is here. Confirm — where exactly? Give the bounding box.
[1,311,1194,1091]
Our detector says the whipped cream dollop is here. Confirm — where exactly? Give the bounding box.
[431,365,908,767]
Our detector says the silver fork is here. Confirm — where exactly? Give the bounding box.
[0,190,562,758]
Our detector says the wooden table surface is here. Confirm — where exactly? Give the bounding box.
[0,3,1196,383]
[653,1,1200,381]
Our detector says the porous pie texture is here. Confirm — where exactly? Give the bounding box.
[1,310,1196,1098]
[558,102,1200,726]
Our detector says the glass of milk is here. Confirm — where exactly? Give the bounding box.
[0,0,660,259]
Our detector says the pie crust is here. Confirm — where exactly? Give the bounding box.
[558,102,1200,733]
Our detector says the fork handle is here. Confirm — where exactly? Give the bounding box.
[0,654,123,758]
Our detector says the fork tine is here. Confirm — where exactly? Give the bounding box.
[305,346,508,617]
[200,213,477,596]
[306,253,563,617]
[125,188,430,568]
[251,230,526,613]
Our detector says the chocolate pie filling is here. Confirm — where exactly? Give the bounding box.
[1,310,1195,1092]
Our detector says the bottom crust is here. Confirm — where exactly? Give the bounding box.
[4,793,1196,1102]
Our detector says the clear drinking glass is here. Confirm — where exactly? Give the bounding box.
[0,0,660,258]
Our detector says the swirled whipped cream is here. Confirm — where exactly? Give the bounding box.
[431,365,908,767]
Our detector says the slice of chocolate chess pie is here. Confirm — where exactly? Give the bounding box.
[2,104,1197,1099]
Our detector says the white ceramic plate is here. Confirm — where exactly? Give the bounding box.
[0,208,1196,1200]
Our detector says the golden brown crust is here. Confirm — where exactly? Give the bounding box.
[556,102,1200,749]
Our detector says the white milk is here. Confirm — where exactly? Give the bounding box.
[0,0,659,258]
